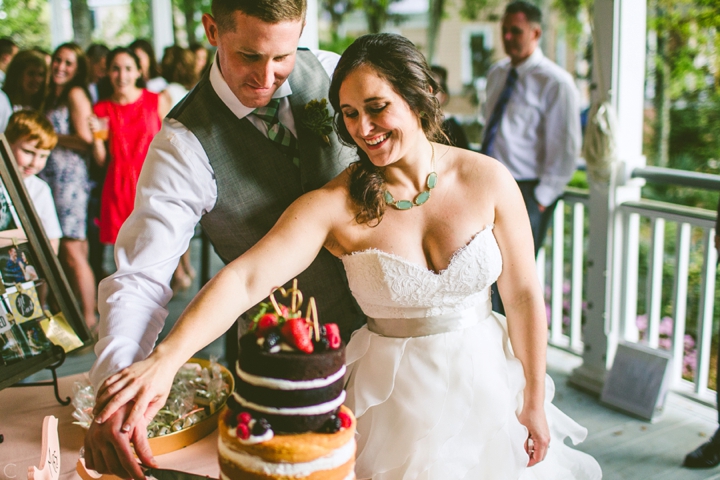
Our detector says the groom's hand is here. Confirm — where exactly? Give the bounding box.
[84,403,157,480]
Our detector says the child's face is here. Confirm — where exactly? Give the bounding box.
[11,138,51,178]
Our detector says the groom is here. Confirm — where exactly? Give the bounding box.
[83,0,365,477]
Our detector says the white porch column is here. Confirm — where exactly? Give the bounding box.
[569,0,647,394]
[151,0,174,59]
[49,0,70,49]
[299,0,319,50]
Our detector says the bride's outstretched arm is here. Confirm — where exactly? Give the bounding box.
[490,165,550,466]
[92,187,340,431]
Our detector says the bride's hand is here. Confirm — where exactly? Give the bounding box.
[518,406,550,466]
[93,355,177,433]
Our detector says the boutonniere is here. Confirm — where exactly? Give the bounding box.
[301,99,333,145]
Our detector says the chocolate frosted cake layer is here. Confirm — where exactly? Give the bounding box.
[240,407,341,434]
[238,334,345,380]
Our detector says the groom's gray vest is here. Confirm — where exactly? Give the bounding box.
[167,50,365,338]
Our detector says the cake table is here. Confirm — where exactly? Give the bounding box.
[0,372,219,479]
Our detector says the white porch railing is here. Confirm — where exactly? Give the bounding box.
[542,168,719,403]
[539,187,589,356]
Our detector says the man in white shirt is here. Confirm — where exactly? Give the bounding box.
[482,1,580,255]
[84,0,364,477]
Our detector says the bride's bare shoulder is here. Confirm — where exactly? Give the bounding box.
[443,145,514,187]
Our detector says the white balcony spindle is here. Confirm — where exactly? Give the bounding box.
[670,222,691,386]
[646,217,665,348]
[695,228,717,395]
[621,212,641,342]
[551,201,566,345]
[570,201,585,352]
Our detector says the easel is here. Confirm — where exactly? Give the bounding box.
[11,344,71,405]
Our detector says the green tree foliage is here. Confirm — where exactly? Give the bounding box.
[646,0,720,168]
[170,0,212,46]
[323,0,356,42]
[120,0,152,41]
[361,0,403,34]
[553,0,592,44]
[0,0,51,49]
[459,0,495,20]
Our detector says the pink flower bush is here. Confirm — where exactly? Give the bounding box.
[636,314,697,378]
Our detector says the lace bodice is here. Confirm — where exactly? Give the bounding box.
[340,226,502,319]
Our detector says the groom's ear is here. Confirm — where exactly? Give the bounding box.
[203,14,219,47]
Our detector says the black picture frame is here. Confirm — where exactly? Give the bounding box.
[0,135,90,390]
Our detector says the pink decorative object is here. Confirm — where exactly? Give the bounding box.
[28,416,60,480]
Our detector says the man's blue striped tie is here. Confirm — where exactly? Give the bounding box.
[481,68,518,156]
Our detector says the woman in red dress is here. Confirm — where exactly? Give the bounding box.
[90,47,170,247]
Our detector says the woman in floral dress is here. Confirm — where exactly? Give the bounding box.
[41,43,96,331]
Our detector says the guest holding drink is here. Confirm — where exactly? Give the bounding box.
[90,48,170,251]
[41,43,97,331]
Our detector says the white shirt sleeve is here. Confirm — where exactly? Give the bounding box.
[313,49,341,78]
[24,176,62,240]
[534,75,581,206]
[89,118,217,389]
[0,90,12,133]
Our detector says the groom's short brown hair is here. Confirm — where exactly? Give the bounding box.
[211,0,306,32]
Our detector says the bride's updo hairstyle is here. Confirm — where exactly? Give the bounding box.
[329,33,444,225]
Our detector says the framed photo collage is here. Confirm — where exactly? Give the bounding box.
[0,135,90,390]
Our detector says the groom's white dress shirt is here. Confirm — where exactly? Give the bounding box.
[90,51,340,389]
[483,48,581,207]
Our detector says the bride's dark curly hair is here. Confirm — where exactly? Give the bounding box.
[328,33,445,225]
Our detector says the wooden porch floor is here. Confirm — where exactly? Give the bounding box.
[549,347,720,479]
[24,237,720,479]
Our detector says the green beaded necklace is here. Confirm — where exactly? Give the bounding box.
[383,143,437,210]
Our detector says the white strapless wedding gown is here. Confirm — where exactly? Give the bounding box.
[340,226,602,480]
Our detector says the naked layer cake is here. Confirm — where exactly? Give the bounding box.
[219,287,356,480]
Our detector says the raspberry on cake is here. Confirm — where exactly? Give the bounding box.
[218,281,356,480]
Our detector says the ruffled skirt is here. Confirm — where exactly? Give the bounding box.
[344,312,602,480]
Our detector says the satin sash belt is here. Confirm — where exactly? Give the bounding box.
[367,301,492,338]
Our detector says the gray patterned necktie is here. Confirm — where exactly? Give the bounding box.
[252,97,300,167]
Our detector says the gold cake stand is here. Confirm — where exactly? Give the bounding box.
[77,357,234,478]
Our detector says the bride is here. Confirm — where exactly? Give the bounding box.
[92,33,601,479]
